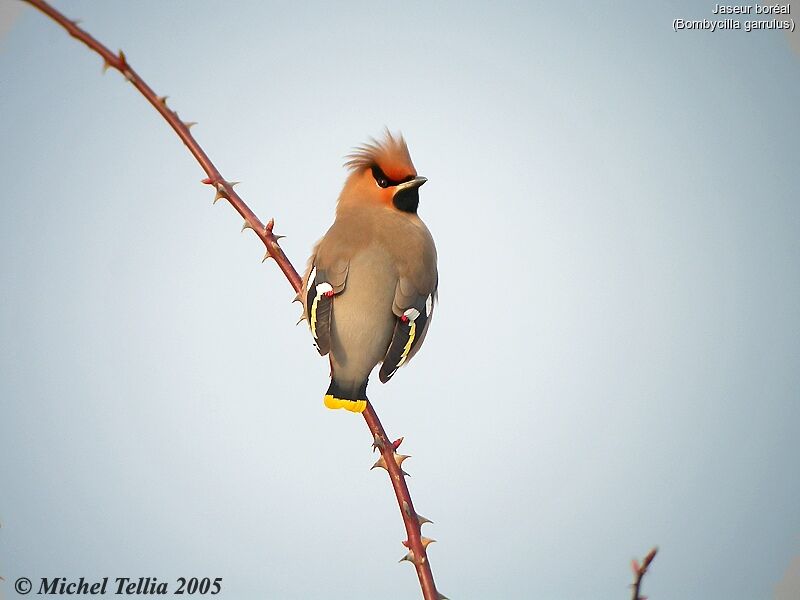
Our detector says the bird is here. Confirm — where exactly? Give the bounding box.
[302,130,438,413]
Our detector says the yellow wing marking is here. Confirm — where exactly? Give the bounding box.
[310,294,320,338]
[309,282,332,339]
[396,321,416,369]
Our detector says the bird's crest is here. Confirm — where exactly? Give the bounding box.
[344,129,416,181]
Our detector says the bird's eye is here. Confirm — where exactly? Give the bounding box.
[371,165,390,188]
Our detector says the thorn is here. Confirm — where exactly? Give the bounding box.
[400,537,435,551]
[416,513,433,526]
[402,501,413,518]
[437,593,450,600]
[392,437,404,450]
[296,314,306,326]
[371,450,409,474]
[262,250,272,263]
[228,181,240,188]
[117,51,132,81]
[201,177,214,185]
[212,182,228,204]
[71,19,82,26]
[183,121,198,129]
[398,550,416,564]
[292,292,302,304]
[274,234,286,241]
[102,59,111,74]
[158,95,169,106]
[372,434,385,452]
[241,221,254,232]
[265,218,275,234]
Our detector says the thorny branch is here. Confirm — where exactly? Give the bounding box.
[630,547,658,600]
[22,1,441,599]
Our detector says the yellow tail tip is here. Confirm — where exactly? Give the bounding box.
[323,395,367,413]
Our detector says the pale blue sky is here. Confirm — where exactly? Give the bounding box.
[1,2,799,599]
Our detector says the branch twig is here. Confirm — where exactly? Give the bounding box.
[22,2,440,598]
[22,0,301,292]
[630,546,658,600]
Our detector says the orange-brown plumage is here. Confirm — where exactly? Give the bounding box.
[344,129,417,181]
[337,130,424,212]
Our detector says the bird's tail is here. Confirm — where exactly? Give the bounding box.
[323,378,368,413]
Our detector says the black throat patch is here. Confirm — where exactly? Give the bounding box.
[393,187,419,213]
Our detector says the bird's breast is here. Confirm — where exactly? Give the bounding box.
[328,244,397,378]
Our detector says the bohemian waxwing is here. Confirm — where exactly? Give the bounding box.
[302,131,438,413]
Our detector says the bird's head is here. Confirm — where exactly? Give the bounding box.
[339,130,427,214]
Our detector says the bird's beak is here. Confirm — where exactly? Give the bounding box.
[395,176,427,193]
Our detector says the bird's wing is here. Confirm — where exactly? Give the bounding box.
[304,255,349,356]
[379,276,437,383]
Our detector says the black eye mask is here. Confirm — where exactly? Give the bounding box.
[371,165,414,189]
